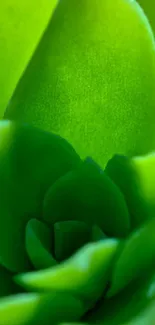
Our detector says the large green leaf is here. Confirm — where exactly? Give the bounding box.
[5,0,155,167]
[0,0,58,117]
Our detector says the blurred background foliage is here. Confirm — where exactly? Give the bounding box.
[0,0,57,115]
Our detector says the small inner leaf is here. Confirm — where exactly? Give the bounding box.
[26,218,57,270]
[91,225,107,242]
[54,221,91,262]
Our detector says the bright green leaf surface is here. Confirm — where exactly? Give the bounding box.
[5,0,155,167]
[105,153,155,229]
[43,159,130,238]
[0,292,84,325]
[0,121,81,272]
[0,0,58,117]
[15,239,120,305]
[107,217,155,297]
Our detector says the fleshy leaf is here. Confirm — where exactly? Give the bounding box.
[0,121,81,272]
[107,217,155,297]
[105,152,155,229]
[85,271,155,325]
[15,239,120,305]
[26,219,57,269]
[0,0,58,117]
[5,0,155,167]
[0,292,85,325]
[43,159,130,238]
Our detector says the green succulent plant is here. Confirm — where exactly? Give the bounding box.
[0,0,155,324]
